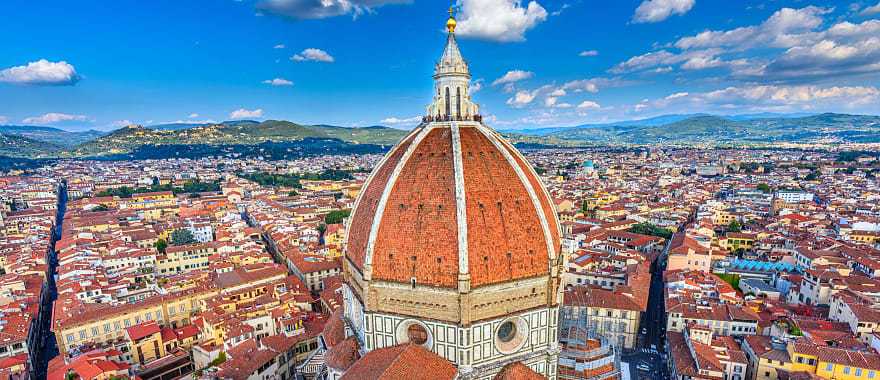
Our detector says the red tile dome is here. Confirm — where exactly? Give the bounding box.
[344,122,560,289]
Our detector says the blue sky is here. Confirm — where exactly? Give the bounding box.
[0,0,878,131]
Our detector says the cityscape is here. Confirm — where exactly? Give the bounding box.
[1,1,880,380]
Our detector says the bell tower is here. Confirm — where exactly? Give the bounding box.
[426,7,481,122]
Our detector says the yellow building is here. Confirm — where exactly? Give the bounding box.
[816,348,880,380]
[122,191,178,211]
[722,232,759,251]
[125,321,167,364]
[851,231,880,245]
[55,288,217,356]
[745,336,880,380]
[157,243,216,276]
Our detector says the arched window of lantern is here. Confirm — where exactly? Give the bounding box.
[456,87,462,118]
[445,87,451,117]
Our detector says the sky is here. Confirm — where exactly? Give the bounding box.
[0,0,878,131]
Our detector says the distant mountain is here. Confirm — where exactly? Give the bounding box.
[503,114,709,136]
[509,113,880,145]
[150,120,260,130]
[0,125,105,146]
[0,133,62,157]
[66,120,409,157]
[5,113,877,158]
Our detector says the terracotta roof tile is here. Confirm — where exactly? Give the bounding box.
[340,343,455,380]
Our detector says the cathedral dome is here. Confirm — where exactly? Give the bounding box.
[345,122,560,290]
[337,10,562,378]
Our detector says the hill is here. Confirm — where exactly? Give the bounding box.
[517,113,880,145]
[0,133,62,157]
[66,121,409,157]
[0,125,105,146]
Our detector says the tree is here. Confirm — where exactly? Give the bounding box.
[756,183,771,193]
[716,273,741,290]
[317,223,327,235]
[170,229,197,246]
[155,239,168,253]
[728,220,742,233]
[91,204,110,212]
[804,171,819,181]
[209,351,227,367]
[324,209,351,225]
[629,222,673,239]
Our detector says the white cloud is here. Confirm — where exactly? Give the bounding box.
[506,90,538,107]
[229,108,264,119]
[0,116,8,124]
[632,0,695,23]
[110,120,134,128]
[470,78,484,93]
[615,6,880,82]
[189,113,200,118]
[578,50,599,57]
[755,32,880,80]
[273,44,286,49]
[22,113,88,125]
[455,0,548,42]
[643,85,880,114]
[262,78,295,86]
[680,55,724,70]
[611,49,724,73]
[0,59,80,86]
[827,20,880,38]
[550,3,570,16]
[674,6,830,50]
[291,48,335,62]
[862,2,880,15]
[577,100,601,109]
[256,0,409,20]
[380,116,421,126]
[492,70,534,85]
[701,85,879,105]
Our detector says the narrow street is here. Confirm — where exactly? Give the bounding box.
[622,237,671,380]
[31,180,65,378]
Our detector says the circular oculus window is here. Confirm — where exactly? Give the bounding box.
[495,317,528,354]
[407,323,428,345]
[395,320,432,348]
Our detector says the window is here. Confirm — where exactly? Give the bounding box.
[868,371,875,378]
[827,363,834,371]
[498,321,517,343]
[407,324,428,345]
[845,367,851,375]
[857,369,863,376]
